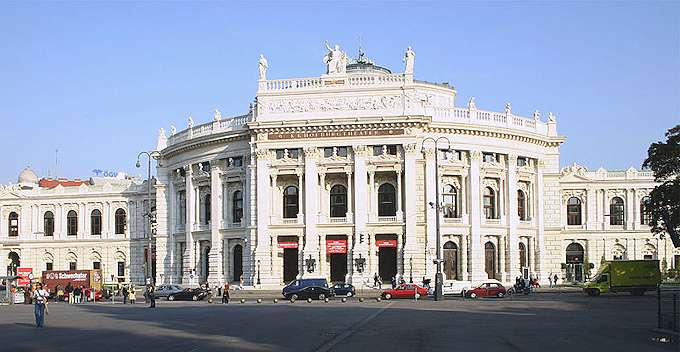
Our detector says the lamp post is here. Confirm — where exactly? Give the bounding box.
[136,151,161,286]
[421,136,452,301]
[256,260,261,285]
[409,257,413,283]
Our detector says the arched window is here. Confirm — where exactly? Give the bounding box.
[8,212,19,237]
[330,185,348,218]
[610,197,624,225]
[442,185,458,218]
[378,183,396,216]
[567,197,582,225]
[283,186,299,219]
[67,210,78,236]
[44,211,54,237]
[204,194,211,224]
[640,196,652,225]
[115,208,126,234]
[232,190,243,223]
[178,191,186,225]
[517,190,527,221]
[483,187,496,219]
[90,209,102,235]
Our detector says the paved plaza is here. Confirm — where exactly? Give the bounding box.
[0,291,677,352]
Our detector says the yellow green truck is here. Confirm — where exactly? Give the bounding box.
[584,260,661,296]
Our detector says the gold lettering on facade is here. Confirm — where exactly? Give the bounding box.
[268,129,404,140]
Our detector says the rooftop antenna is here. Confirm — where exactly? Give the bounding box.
[55,148,59,178]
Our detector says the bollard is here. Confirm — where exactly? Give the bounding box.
[257,298,262,304]
[240,299,246,304]
[324,298,329,303]
[290,298,295,303]
[376,297,381,302]
[307,298,313,303]
[341,298,347,303]
[358,297,364,302]
[273,298,278,304]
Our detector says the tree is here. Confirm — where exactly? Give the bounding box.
[642,124,680,246]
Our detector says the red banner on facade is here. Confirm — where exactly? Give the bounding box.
[17,267,32,286]
[278,241,299,249]
[375,239,397,248]
[326,239,347,254]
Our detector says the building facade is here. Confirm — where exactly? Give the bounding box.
[2,45,678,287]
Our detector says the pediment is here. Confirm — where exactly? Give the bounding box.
[559,173,591,182]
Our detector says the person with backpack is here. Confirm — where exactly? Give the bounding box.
[32,283,49,328]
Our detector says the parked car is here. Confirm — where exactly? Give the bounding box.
[465,281,507,298]
[285,285,333,301]
[167,288,209,301]
[331,283,355,297]
[154,284,184,299]
[282,278,330,300]
[382,284,429,300]
[427,281,472,297]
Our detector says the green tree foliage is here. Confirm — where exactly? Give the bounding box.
[642,124,680,240]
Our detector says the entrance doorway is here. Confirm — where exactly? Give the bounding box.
[485,241,496,279]
[565,242,585,283]
[233,244,243,282]
[327,235,348,283]
[283,248,299,283]
[378,247,397,282]
[443,241,458,280]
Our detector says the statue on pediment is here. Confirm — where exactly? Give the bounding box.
[258,54,268,80]
[324,42,347,75]
[560,163,588,177]
[404,46,415,75]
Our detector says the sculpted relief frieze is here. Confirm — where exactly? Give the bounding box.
[260,94,411,114]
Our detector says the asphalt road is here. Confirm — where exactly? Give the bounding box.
[0,292,677,352]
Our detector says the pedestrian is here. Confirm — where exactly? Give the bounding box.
[73,286,81,304]
[32,283,49,328]
[548,273,553,287]
[222,282,230,304]
[122,285,128,304]
[65,283,74,304]
[390,276,396,289]
[373,273,379,288]
[399,277,406,285]
[553,274,559,286]
[239,274,244,289]
[148,284,156,308]
[129,285,136,304]
[79,286,86,304]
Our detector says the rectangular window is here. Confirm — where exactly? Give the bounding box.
[643,255,653,260]
[288,148,299,159]
[373,145,397,156]
[324,146,348,158]
[46,262,53,271]
[44,217,54,236]
[442,149,461,161]
[69,262,77,270]
[276,149,300,159]
[93,261,101,270]
[117,261,125,277]
[517,157,528,167]
[229,157,243,167]
[482,152,497,163]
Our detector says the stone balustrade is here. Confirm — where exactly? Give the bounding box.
[166,113,252,147]
[260,74,406,93]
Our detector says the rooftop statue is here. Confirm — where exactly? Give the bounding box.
[170,125,177,135]
[468,97,477,109]
[214,109,222,122]
[188,115,194,128]
[404,46,415,75]
[258,54,268,80]
[324,41,347,75]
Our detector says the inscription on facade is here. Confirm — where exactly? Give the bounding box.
[268,129,404,140]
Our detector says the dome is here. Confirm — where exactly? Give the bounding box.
[346,48,392,75]
[18,167,38,185]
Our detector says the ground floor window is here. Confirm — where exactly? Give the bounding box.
[69,262,77,270]
[93,261,101,270]
[117,261,125,277]
[46,262,53,271]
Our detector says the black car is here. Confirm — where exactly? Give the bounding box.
[284,285,333,301]
[167,288,209,301]
[331,283,355,297]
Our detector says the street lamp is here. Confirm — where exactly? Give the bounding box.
[136,150,161,286]
[257,260,261,285]
[409,257,413,283]
[421,136,452,302]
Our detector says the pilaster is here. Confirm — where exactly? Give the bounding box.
[208,161,224,285]
[303,146,320,277]
[469,150,486,281]
[507,154,519,281]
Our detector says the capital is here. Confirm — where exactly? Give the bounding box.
[470,150,482,161]
[255,148,269,160]
[403,143,419,155]
[353,145,368,157]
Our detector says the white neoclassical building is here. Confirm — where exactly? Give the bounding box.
[2,44,678,287]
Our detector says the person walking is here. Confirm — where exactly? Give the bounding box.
[122,285,128,304]
[65,283,74,304]
[553,274,559,286]
[32,283,49,328]
[73,286,81,304]
[148,284,156,308]
[129,285,136,304]
[548,273,553,287]
[222,282,230,304]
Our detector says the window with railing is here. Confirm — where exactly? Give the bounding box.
[330,185,348,217]
[283,186,299,218]
[378,183,396,216]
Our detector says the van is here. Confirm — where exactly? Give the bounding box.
[584,260,660,296]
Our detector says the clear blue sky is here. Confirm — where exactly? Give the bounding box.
[1,1,678,184]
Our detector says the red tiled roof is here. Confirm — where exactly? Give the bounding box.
[39,178,89,188]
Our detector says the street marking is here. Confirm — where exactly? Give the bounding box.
[313,302,394,352]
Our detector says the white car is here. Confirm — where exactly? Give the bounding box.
[428,280,472,296]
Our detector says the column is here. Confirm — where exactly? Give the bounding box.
[183,164,196,285]
[167,176,177,282]
[368,170,376,223]
[460,234,468,281]
[403,143,418,271]
[155,166,170,284]
[254,148,272,284]
[535,160,546,280]
[270,174,278,223]
[351,145,369,284]
[319,172,326,222]
[79,203,86,239]
[395,169,403,220]
[297,172,304,222]
[303,147,320,276]
[507,154,519,281]
[424,148,437,278]
[208,161,224,285]
[499,236,506,279]
[345,171,353,220]
[469,150,486,281]
[529,237,536,275]
[586,187,597,231]
[56,203,63,239]
[626,188,635,230]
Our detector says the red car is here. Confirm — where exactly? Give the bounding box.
[464,281,507,298]
[382,284,429,300]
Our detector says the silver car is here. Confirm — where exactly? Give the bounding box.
[154,284,183,299]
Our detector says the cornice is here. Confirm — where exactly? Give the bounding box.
[163,133,250,158]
